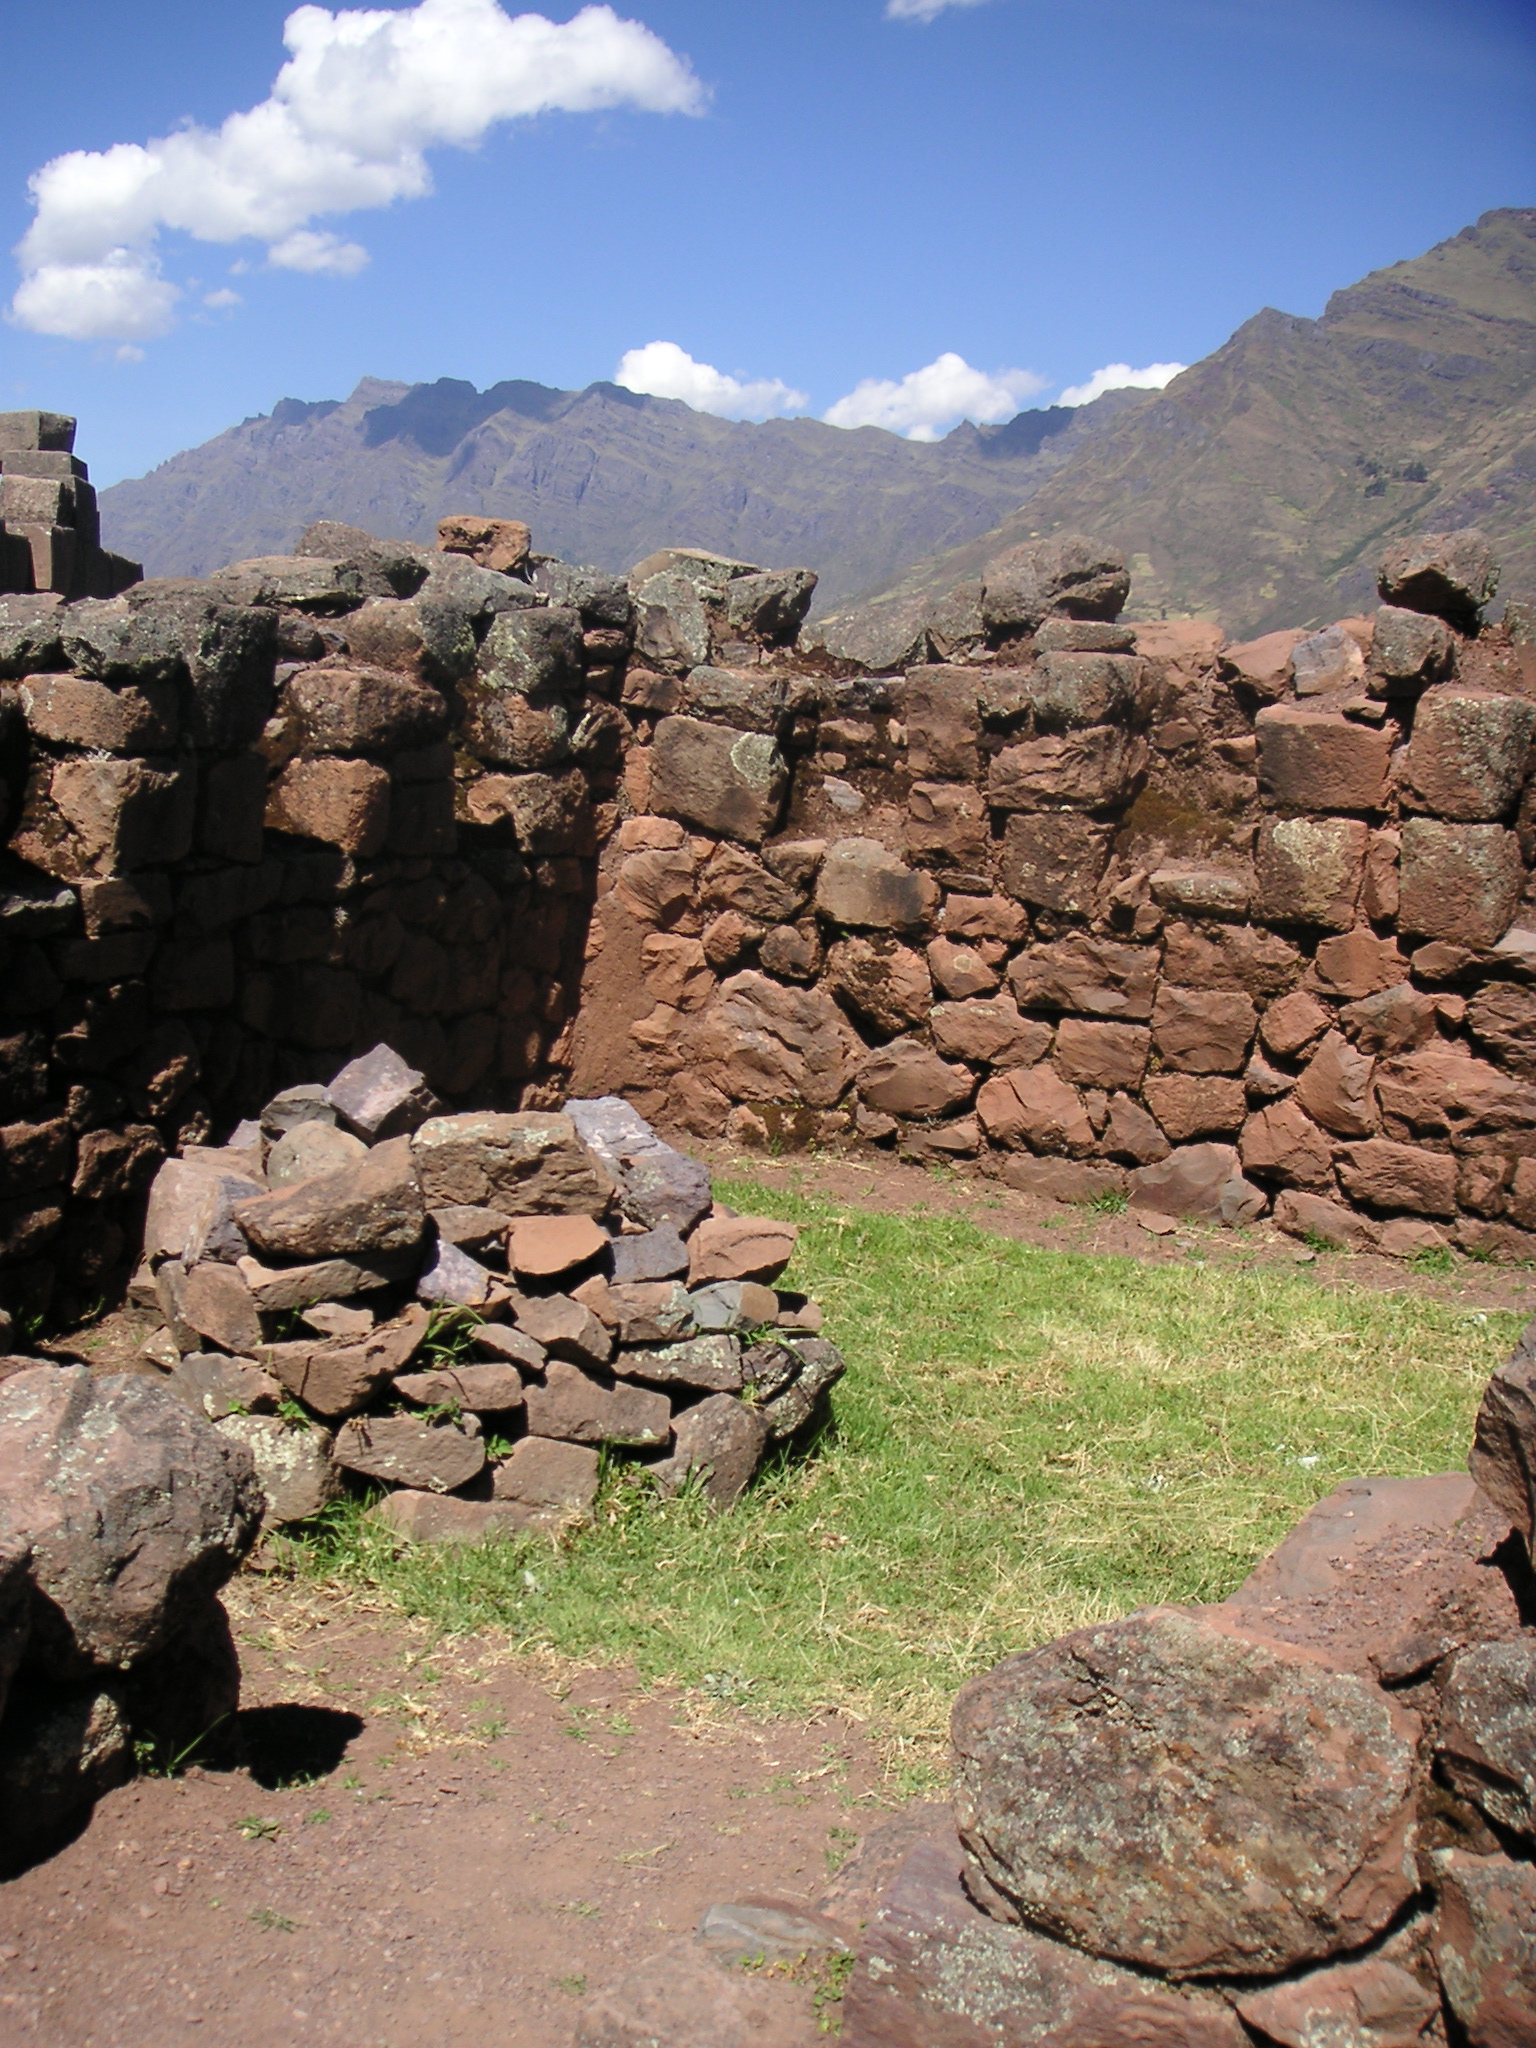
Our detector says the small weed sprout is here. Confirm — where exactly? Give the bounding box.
[249,1907,299,1933]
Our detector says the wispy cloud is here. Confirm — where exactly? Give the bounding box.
[9,0,704,345]
[1059,360,1186,406]
[885,0,996,21]
[615,341,807,420]
[824,352,1047,441]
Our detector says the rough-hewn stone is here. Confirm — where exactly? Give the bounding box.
[1432,1850,1536,2048]
[1438,1640,1536,1839]
[1398,817,1522,947]
[235,1136,424,1259]
[1257,704,1393,811]
[0,1366,260,1675]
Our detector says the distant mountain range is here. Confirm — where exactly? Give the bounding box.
[834,208,1536,639]
[100,207,1535,637]
[99,373,1143,613]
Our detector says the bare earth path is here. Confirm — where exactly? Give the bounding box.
[8,1144,1530,2047]
[0,1576,883,2048]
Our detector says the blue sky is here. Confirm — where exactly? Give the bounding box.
[2,0,1533,486]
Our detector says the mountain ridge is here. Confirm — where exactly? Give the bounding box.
[99,373,1144,611]
[832,207,1536,638]
[98,208,1536,637]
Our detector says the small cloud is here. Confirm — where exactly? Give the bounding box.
[824,351,1047,440]
[615,341,807,420]
[115,343,145,363]
[203,286,242,309]
[7,250,179,343]
[268,230,369,275]
[886,0,994,20]
[1058,360,1186,407]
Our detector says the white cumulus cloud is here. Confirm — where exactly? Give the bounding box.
[1058,360,1186,407]
[824,352,1047,441]
[615,341,808,420]
[9,0,704,343]
[886,0,995,20]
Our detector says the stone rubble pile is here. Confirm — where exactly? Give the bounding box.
[0,411,141,602]
[579,1329,1536,2048]
[132,1041,843,1539]
[0,1363,260,1869]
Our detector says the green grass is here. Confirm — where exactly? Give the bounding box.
[292,1181,1515,1751]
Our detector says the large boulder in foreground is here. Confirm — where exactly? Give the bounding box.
[0,1367,261,1677]
[951,1606,1419,1978]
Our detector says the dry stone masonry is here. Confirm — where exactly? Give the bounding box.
[1,421,1535,1335]
[0,412,141,603]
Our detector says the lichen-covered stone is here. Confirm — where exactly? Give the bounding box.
[952,1607,1419,1977]
[1438,1640,1536,1838]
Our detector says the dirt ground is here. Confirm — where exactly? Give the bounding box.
[0,1573,886,2048]
[9,1140,1531,2048]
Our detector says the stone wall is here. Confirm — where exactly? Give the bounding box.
[2,418,1535,1330]
[0,497,645,1327]
[575,528,1536,1266]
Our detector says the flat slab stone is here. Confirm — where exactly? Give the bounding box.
[523,1362,670,1447]
[609,1224,690,1284]
[617,1334,743,1392]
[507,1213,608,1279]
[564,1096,713,1233]
[1223,1473,1521,1682]
[393,1363,525,1414]
[412,1112,614,1216]
[332,1413,485,1493]
[325,1045,442,1140]
[687,1215,798,1286]
[234,1136,424,1261]
[491,1437,599,1513]
[368,1491,524,1545]
[236,1249,412,1312]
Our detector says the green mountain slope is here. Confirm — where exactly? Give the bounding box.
[833,208,1536,639]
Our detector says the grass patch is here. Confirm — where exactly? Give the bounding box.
[292,1182,1513,1751]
